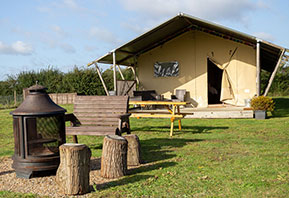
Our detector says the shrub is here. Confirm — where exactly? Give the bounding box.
[0,66,135,96]
[250,96,275,111]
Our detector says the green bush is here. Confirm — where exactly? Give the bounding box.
[261,65,289,96]
[62,67,105,95]
[0,66,134,97]
[250,96,275,111]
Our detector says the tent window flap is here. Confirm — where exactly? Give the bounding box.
[207,56,235,102]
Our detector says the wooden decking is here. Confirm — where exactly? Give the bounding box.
[129,105,253,119]
[182,107,253,118]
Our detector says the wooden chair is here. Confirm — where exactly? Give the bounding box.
[65,95,131,143]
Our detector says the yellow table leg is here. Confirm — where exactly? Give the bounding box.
[165,105,173,114]
[170,119,174,137]
[170,105,176,137]
[177,106,182,130]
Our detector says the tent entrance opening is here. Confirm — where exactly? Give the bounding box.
[207,58,222,104]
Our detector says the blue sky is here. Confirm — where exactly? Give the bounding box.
[0,0,288,80]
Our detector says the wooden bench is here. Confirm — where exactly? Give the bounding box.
[65,95,131,143]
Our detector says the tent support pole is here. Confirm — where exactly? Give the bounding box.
[113,51,117,95]
[129,66,139,85]
[133,56,139,85]
[256,40,261,96]
[263,49,286,96]
[94,63,109,96]
[117,65,125,80]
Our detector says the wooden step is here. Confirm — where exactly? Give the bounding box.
[184,110,253,118]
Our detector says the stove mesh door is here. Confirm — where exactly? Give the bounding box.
[25,115,64,157]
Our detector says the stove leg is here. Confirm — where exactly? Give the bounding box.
[15,170,33,179]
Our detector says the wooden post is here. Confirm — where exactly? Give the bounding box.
[101,135,127,178]
[264,49,286,96]
[117,65,125,80]
[23,88,28,100]
[14,90,17,106]
[72,135,78,143]
[113,51,117,95]
[94,63,109,96]
[129,66,139,85]
[56,143,91,195]
[56,93,58,104]
[256,40,261,96]
[123,134,141,166]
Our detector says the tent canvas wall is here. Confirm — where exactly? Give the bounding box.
[89,13,287,107]
[137,30,256,107]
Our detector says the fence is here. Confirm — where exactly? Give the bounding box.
[48,93,77,104]
[23,89,77,105]
[0,92,76,109]
[0,94,23,106]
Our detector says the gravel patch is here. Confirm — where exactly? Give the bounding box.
[0,157,123,197]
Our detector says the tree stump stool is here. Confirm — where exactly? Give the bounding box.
[123,134,141,166]
[56,143,91,195]
[101,135,128,178]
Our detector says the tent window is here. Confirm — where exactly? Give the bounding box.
[154,61,179,77]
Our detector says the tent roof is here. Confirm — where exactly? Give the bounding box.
[90,13,287,72]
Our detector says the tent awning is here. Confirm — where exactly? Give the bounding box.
[89,13,286,73]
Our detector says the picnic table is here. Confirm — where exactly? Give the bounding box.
[129,100,187,136]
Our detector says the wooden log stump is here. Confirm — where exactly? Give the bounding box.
[56,143,91,195]
[123,134,141,166]
[101,135,128,178]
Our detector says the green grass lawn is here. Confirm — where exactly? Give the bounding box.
[0,97,288,197]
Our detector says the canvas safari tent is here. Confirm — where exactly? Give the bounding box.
[88,13,288,108]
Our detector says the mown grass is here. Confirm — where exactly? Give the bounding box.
[0,191,38,198]
[0,98,288,197]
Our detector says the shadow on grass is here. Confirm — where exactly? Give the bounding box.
[183,126,228,134]
[90,137,201,191]
[95,162,176,191]
[140,138,203,163]
[272,97,289,117]
[132,125,228,134]
[90,137,200,169]
[94,174,154,191]
[128,161,176,175]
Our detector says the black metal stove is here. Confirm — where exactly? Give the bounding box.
[10,84,66,178]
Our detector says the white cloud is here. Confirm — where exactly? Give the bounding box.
[51,25,63,34]
[0,41,33,55]
[45,39,76,54]
[60,43,76,53]
[63,0,78,9]
[89,27,122,46]
[36,6,52,14]
[37,0,85,15]
[121,21,149,35]
[119,0,262,22]
[84,45,99,52]
[254,32,275,42]
[11,27,32,37]
[51,25,68,37]
[39,31,76,54]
